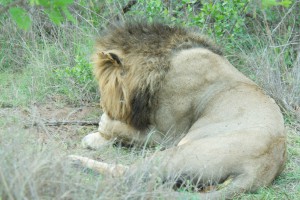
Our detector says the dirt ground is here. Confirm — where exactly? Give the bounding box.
[0,103,146,165]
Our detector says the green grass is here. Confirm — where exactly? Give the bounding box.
[0,66,96,107]
[0,31,98,107]
[0,68,49,106]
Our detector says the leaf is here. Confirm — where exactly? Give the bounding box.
[61,6,75,23]
[38,0,51,7]
[262,0,278,9]
[9,7,31,30]
[279,0,292,7]
[29,0,37,6]
[45,8,63,25]
[261,0,291,9]
[53,0,74,7]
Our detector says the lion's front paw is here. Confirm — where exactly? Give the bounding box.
[82,132,110,150]
[98,112,112,133]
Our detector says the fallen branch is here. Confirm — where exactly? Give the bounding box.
[26,120,99,128]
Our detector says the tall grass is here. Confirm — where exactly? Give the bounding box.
[0,111,299,199]
[231,3,300,122]
[0,111,179,200]
[0,5,101,106]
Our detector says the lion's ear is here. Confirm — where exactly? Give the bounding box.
[97,51,122,66]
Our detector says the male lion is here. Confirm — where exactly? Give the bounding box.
[70,22,286,199]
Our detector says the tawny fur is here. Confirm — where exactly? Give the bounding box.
[76,21,287,199]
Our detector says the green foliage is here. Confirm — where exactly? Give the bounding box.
[1,0,75,30]
[195,0,250,39]
[143,0,168,22]
[129,0,294,44]
[129,0,250,41]
[9,7,31,30]
[54,55,94,91]
[38,0,75,25]
[262,0,292,9]
[127,0,168,22]
[0,0,12,5]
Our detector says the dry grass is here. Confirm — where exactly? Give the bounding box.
[0,107,178,200]
[0,108,299,200]
[234,31,300,122]
[0,1,299,200]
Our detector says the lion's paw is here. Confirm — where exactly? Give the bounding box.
[98,112,111,133]
[82,132,109,150]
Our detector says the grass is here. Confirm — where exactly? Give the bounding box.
[0,7,99,107]
[0,0,299,199]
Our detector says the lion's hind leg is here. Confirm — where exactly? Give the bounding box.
[170,173,257,200]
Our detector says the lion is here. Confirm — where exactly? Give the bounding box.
[70,22,287,199]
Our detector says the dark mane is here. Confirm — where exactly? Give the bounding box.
[97,21,223,57]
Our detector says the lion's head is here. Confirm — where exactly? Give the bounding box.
[93,22,222,130]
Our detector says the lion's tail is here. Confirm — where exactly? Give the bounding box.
[68,155,128,177]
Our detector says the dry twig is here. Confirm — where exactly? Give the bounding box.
[26,120,99,128]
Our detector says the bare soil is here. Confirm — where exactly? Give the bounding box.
[0,103,145,165]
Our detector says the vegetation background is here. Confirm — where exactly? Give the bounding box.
[0,0,299,199]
